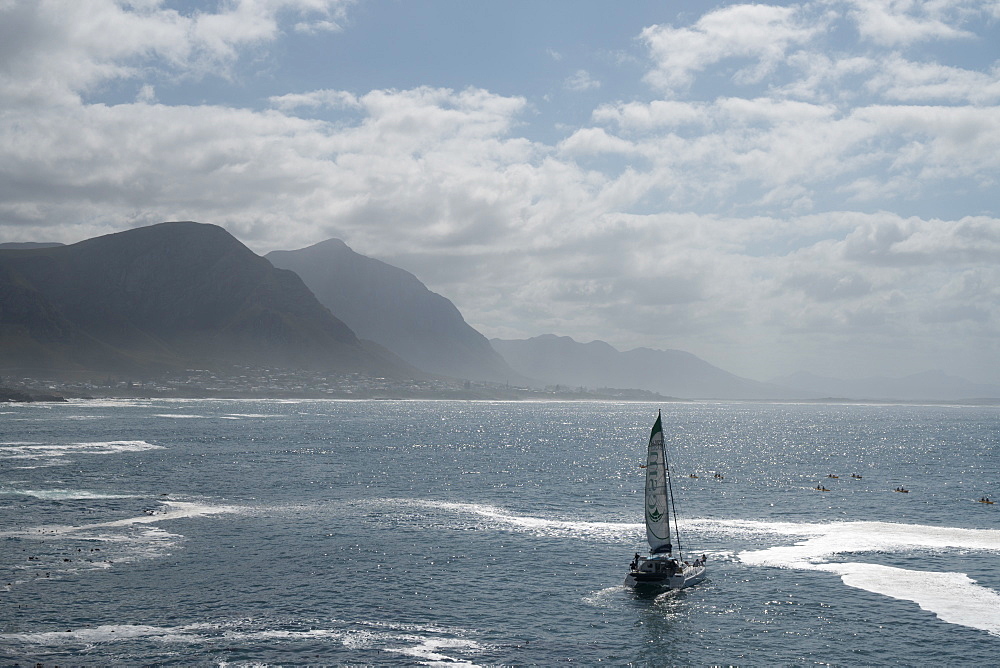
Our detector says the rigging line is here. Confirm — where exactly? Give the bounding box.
[665,441,684,562]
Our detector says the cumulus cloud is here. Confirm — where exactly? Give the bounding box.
[0,0,353,105]
[865,57,1000,104]
[269,89,362,111]
[592,100,708,131]
[0,0,998,382]
[845,0,981,46]
[640,4,823,93]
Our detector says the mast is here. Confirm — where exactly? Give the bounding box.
[644,410,673,554]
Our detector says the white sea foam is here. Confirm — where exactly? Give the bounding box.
[0,501,243,539]
[1,618,484,664]
[386,636,482,665]
[1,624,198,644]
[76,500,244,531]
[5,488,140,500]
[372,500,1000,637]
[65,399,153,408]
[582,585,630,608]
[378,498,639,542]
[694,518,1000,637]
[815,562,1000,636]
[731,520,1000,568]
[0,440,164,460]
[1,502,246,588]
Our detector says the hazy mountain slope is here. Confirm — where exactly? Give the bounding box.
[492,334,803,400]
[267,239,521,383]
[0,242,64,249]
[0,222,412,377]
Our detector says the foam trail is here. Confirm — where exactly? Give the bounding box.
[386,636,482,666]
[382,498,639,541]
[365,502,1000,636]
[384,504,1000,637]
[60,399,152,408]
[815,562,1000,637]
[87,501,242,529]
[1,618,485,665]
[0,501,243,539]
[0,440,163,460]
[729,520,1000,637]
[5,488,140,500]
[1,624,207,644]
[735,521,1000,568]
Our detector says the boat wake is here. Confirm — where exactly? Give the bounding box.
[362,499,1000,637]
[363,498,640,541]
[694,518,1000,637]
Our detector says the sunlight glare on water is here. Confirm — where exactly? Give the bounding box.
[1,399,998,665]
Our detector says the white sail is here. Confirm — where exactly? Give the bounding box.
[627,410,706,590]
[644,411,672,554]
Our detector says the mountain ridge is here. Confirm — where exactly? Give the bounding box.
[3,222,996,400]
[0,222,413,378]
[267,238,523,383]
[491,334,804,400]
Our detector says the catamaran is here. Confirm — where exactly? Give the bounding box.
[625,410,707,590]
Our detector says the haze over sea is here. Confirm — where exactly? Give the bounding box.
[2,399,998,665]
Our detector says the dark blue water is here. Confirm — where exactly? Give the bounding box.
[2,399,998,665]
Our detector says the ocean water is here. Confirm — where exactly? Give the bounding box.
[1,399,998,666]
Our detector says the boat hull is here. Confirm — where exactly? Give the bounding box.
[625,562,706,590]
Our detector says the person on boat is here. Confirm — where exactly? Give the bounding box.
[631,553,640,570]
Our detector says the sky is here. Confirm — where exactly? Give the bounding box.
[2,0,999,384]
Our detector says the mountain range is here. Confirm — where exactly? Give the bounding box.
[0,222,411,378]
[1,221,996,401]
[266,239,521,384]
[492,334,802,400]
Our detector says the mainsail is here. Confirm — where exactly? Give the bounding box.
[644,411,672,554]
